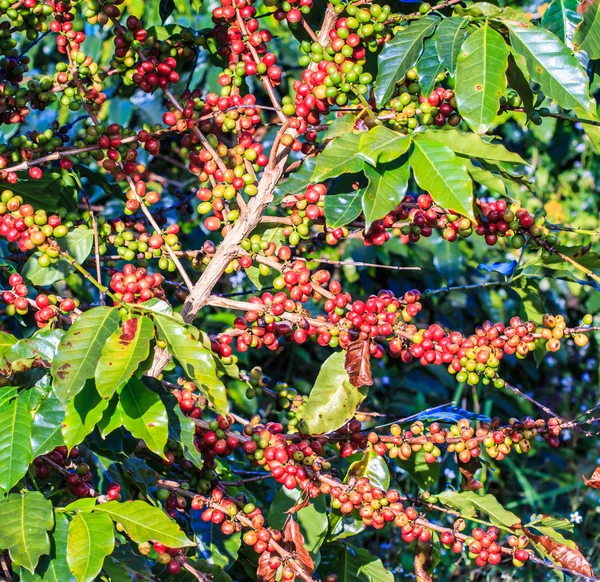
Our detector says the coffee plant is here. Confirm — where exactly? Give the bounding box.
[1,0,600,579]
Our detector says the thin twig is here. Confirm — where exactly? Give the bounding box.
[90,211,104,305]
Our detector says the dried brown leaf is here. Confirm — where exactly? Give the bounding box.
[528,533,594,577]
[257,552,277,582]
[284,518,314,574]
[286,493,311,515]
[458,456,483,491]
[345,339,373,387]
[414,539,433,582]
[583,467,600,488]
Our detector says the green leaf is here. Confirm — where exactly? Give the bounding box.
[268,487,328,556]
[192,514,242,569]
[460,491,523,528]
[31,391,66,457]
[573,0,600,58]
[347,447,390,490]
[318,543,394,582]
[409,140,474,220]
[542,0,581,47]
[358,126,411,166]
[159,0,175,22]
[74,164,122,200]
[362,159,409,227]
[324,114,357,140]
[505,21,593,111]
[95,317,154,399]
[170,405,204,468]
[455,22,509,134]
[97,395,122,438]
[51,307,121,407]
[506,52,535,115]
[375,16,439,106]
[511,278,546,324]
[2,328,64,373]
[311,133,364,181]
[9,172,78,213]
[22,253,74,287]
[93,500,194,547]
[0,331,17,358]
[413,129,527,168]
[464,160,506,195]
[0,396,32,494]
[417,36,443,96]
[298,352,367,435]
[154,315,229,415]
[324,190,364,229]
[40,513,75,582]
[273,157,317,204]
[118,378,168,457]
[437,489,477,516]
[400,448,439,490]
[67,512,115,582]
[526,514,574,533]
[63,227,94,264]
[0,491,53,573]
[62,380,111,450]
[434,17,469,74]
[328,448,389,542]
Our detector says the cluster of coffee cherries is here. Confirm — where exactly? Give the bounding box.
[0,125,69,180]
[242,366,305,415]
[33,446,94,498]
[33,292,78,326]
[281,183,326,246]
[106,218,180,269]
[0,1,52,44]
[83,122,141,181]
[1,273,30,317]
[0,190,88,263]
[389,78,460,132]
[269,0,313,24]
[113,15,148,60]
[108,263,166,304]
[211,1,284,86]
[170,379,205,420]
[194,415,241,461]
[374,415,564,467]
[132,56,180,93]
[137,541,187,575]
